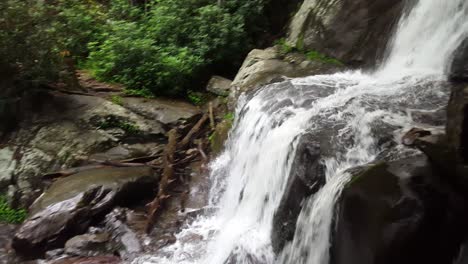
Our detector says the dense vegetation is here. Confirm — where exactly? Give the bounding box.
[0,0,272,97]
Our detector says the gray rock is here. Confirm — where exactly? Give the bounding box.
[271,133,326,254]
[330,156,468,264]
[450,39,468,82]
[121,97,201,126]
[287,0,403,66]
[1,90,196,207]
[206,76,232,96]
[64,233,110,257]
[12,166,156,258]
[230,47,340,98]
[104,208,142,260]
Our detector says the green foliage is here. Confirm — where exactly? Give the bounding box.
[187,90,207,106]
[0,196,27,224]
[0,0,108,83]
[124,88,155,99]
[97,116,140,135]
[276,38,295,54]
[110,95,123,105]
[86,0,250,97]
[1,0,274,97]
[224,112,235,121]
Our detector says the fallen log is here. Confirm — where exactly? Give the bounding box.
[178,113,209,149]
[146,129,179,233]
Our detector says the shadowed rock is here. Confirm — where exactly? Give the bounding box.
[271,133,326,254]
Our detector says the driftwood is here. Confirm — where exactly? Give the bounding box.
[146,129,179,233]
[178,113,209,149]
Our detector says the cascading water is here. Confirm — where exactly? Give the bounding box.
[134,1,468,264]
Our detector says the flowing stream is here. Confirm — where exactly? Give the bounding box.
[134,1,468,263]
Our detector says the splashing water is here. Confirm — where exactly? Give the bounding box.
[133,1,468,264]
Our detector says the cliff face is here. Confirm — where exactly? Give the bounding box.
[287,0,403,66]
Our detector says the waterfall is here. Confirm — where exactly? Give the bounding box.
[133,1,468,264]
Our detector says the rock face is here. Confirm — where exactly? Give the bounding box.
[206,76,232,96]
[288,0,403,66]
[271,133,326,254]
[230,47,341,97]
[12,166,156,258]
[447,84,468,165]
[330,156,468,264]
[450,39,468,82]
[0,90,199,206]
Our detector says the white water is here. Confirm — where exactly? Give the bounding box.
[134,1,468,264]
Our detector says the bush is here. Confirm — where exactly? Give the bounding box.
[0,196,27,224]
[0,0,108,83]
[2,0,275,97]
[86,0,249,97]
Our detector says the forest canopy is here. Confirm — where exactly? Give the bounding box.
[0,0,271,97]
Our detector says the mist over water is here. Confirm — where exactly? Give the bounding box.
[133,1,468,263]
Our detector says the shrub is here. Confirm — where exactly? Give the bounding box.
[0,196,27,224]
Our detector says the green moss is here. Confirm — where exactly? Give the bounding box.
[305,50,343,66]
[224,112,235,121]
[0,196,27,224]
[275,37,344,66]
[110,95,123,105]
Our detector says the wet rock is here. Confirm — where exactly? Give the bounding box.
[13,166,156,258]
[49,256,121,264]
[210,120,232,155]
[450,39,468,82]
[206,76,232,96]
[271,133,326,254]
[330,156,468,264]
[64,233,110,257]
[230,47,340,98]
[288,0,403,66]
[103,208,142,260]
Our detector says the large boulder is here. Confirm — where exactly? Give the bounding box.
[230,47,341,98]
[12,166,157,258]
[206,76,232,97]
[271,133,326,254]
[450,39,468,82]
[0,91,199,207]
[330,155,468,264]
[287,0,403,66]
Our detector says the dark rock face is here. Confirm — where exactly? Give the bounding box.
[447,84,468,164]
[271,133,326,254]
[12,166,156,258]
[446,84,468,193]
[288,0,404,66]
[330,156,468,264]
[450,39,468,82]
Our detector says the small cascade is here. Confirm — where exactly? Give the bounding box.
[133,1,468,263]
